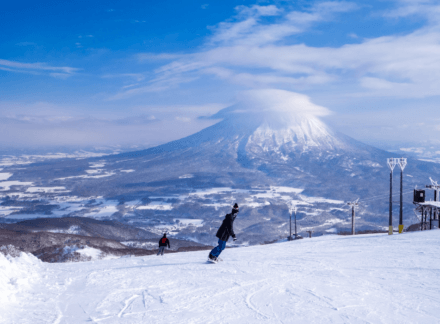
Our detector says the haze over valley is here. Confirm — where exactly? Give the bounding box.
[1,91,438,254]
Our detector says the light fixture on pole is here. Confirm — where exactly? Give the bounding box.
[387,158,397,235]
[397,158,407,233]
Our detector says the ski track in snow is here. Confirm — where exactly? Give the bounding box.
[2,231,440,323]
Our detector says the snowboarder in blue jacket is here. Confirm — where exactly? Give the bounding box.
[208,203,239,262]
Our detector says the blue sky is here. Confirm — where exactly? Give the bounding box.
[1,0,440,150]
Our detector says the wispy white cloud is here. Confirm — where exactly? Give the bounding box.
[109,75,198,100]
[0,102,221,148]
[102,73,146,82]
[112,1,360,99]
[0,59,79,78]
[385,0,440,22]
[110,0,440,101]
[208,2,356,47]
[137,53,185,61]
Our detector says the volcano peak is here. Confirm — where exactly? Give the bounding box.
[247,113,342,154]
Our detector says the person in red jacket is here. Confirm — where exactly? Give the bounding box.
[157,233,170,256]
[208,203,239,262]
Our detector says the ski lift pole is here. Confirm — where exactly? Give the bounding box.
[288,204,297,240]
[400,168,403,232]
[352,205,355,235]
[390,170,393,234]
[387,158,397,235]
[289,209,292,241]
[347,200,359,235]
[294,208,297,237]
[397,158,407,233]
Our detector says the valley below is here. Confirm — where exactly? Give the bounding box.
[1,109,439,262]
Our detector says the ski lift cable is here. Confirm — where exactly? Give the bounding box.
[359,189,414,203]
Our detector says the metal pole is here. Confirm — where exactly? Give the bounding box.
[352,205,355,235]
[294,209,297,237]
[289,211,292,240]
[399,168,404,233]
[423,208,425,231]
[389,170,393,235]
[347,200,358,235]
[430,208,433,230]
[438,207,440,229]
[424,209,427,230]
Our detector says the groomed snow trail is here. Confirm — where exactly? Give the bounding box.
[2,231,440,323]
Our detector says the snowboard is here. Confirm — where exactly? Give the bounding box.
[207,257,223,263]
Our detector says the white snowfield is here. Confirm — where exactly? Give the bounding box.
[2,231,440,324]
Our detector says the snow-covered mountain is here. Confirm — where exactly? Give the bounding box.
[3,230,440,323]
[1,93,440,244]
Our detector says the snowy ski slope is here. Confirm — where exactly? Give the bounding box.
[2,231,440,323]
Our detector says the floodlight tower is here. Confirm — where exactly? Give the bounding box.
[387,158,397,235]
[347,199,359,235]
[397,158,407,233]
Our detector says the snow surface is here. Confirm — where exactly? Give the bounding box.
[270,186,304,194]
[0,205,22,216]
[0,172,12,181]
[0,251,42,305]
[85,169,101,174]
[174,218,204,227]
[0,152,117,168]
[121,241,158,249]
[84,204,119,218]
[47,226,82,235]
[2,231,440,323]
[137,202,173,211]
[56,171,116,180]
[247,114,343,154]
[89,162,106,168]
[0,180,34,191]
